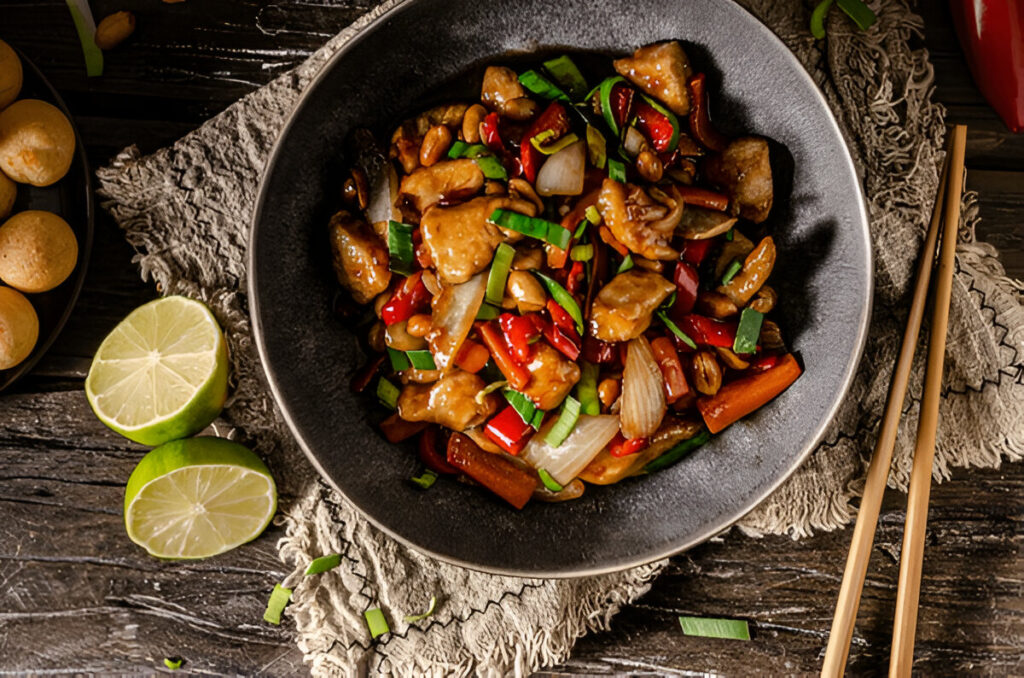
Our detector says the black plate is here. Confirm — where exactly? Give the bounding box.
[250,0,871,577]
[0,49,93,392]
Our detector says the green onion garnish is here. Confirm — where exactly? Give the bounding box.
[545,395,581,447]
[531,129,556,146]
[584,205,602,225]
[486,243,515,306]
[721,259,743,285]
[576,361,600,415]
[410,469,438,489]
[573,218,588,239]
[538,468,564,492]
[658,311,697,349]
[608,158,626,183]
[364,607,390,639]
[305,553,342,575]
[570,244,594,262]
[489,209,571,249]
[387,220,415,276]
[678,615,751,641]
[163,658,183,671]
[406,350,437,370]
[448,141,490,159]
[810,0,834,38]
[733,308,764,355]
[596,75,627,136]
[543,55,588,100]
[376,377,400,409]
[476,302,501,320]
[65,0,104,77]
[475,156,508,180]
[518,69,569,101]
[403,595,438,623]
[644,429,711,472]
[616,253,634,274]
[836,0,876,31]
[534,272,583,333]
[475,379,508,404]
[725,228,735,241]
[530,132,580,156]
[586,125,607,169]
[503,389,544,429]
[263,583,292,625]
[387,347,411,372]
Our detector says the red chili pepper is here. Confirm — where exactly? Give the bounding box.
[582,335,617,364]
[608,432,649,457]
[672,261,700,315]
[675,186,730,212]
[610,82,635,129]
[481,111,504,152]
[680,238,715,267]
[633,100,675,153]
[536,313,580,361]
[748,354,781,374]
[380,271,430,326]
[484,406,535,456]
[418,426,458,475]
[649,336,690,404]
[676,314,737,348]
[688,73,729,152]
[478,320,531,390]
[565,260,586,295]
[545,299,576,336]
[498,313,540,364]
[520,101,572,183]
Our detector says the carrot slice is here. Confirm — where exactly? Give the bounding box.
[696,353,802,433]
[446,433,536,509]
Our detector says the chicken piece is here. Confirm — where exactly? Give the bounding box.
[328,210,391,304]
[598,178,680,260]
[521,343,581,411]
[397,369,498,431]
[579,416,703,484]
[420,196,504,284]
[588,269,675,342]
[481,66,537,120]
[704,137,773,223]
[613,41,694,116]
[399,158,484,214]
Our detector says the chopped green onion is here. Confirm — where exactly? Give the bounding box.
[584,205,602,225]
[639,94,680,153]
[263,583,292,625]
[403,595,438,623]
[570,244,594,262]
[486,243,515,306]
[725,228,735,242]
[387,347,411,372]
[576,361,600,415]
[387,221,415,276]
[531,129,557,146]
[305,553,342,575]
[545,396,581,447]
[376,378,400,409]
[475,379,508,404]
[543,55,588,100]
[836,0,876,31]
[810,0,834,39]
[489,209,570,249]
[503,389,544,429]
[410,469,438,489]
[573,218,588,239]
[534,272,583,333]
[65,0,104,77]
[406,350,437,370]
[644,430,711,472]
[733,308,764,355]
[721,259,743,285]
[661,290,677,310]
[658,311,697,349]
[547,224,572,250]
[538,468,564,492]
[163,658,183,671]
[596,75,627,136]
[586,125,607,169]
[608,158,626,183]
[476,302,501,320]
[448,141,489,159]
[475,156,508,180]
[678,615,751,641]
[616,253,634,274]
[530,132,580,155]
[364,607,390,639]
[519,69,569,101]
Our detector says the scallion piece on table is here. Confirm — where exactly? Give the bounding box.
[644,429,711,472]
[489,209,570,249]
[406,350,437,370]
[576,361,600,415]
[475,155,508,180]
[387,220,415,276]
[543,55,588,100]
[503,389,543,430]
[263,583,292,625]
[519,69,570,101]
[403,595,438,623]
[530,132,580,155]
[721,259,743,285]
[732,308,764,355]
[608,157,626,183]
[640,94,681,153]
[305,553,342,575]
[586,125,607,169]
[597,75,627,136]
[658,310,697,349]
[448,141,489,159]
[617,253,634,274]
[410,469,438,490]
[836,0,877,31]
[538,468,564,492]
[678,615,751,641]
[387,347,412,372]
[544,395,581,447]
[810,0,834,38]
[476,302,501,320]
[534,272,583,333]
[65,0,104,77]
[163,658,183,671]
[570,244,594,262]
[584,205,602,225]
[486,243,515,306]
[364,607,390,639]
[376,377,400,409]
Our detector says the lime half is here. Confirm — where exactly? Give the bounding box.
[86,296,229,446]
[124,437,277,559]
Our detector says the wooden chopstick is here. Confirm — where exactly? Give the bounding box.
[889,124,968,677]
[820,131,957,678]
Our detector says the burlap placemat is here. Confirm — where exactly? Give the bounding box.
[95,0,1024,675]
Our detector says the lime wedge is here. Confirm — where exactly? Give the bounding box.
[124,437,277,559]
[86,296,229,446]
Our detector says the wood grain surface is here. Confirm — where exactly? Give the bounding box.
[0,1,1021,676]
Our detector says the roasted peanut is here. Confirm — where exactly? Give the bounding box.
[509,178,544,213]
[716,346,750,370]
[505,270,546,313]
[95,11,135,50]
[394,138,420,174]
[749,285,777,314]
[695,291,739,318]
[692,351,722,396]
[367,320,387,353]
[385,319,428,352]
[502,97,538,121]
[635,149,663,182]
[511,246,544,270]
[461,104,486,143]
[484,180,506,196]
[419,125,453,167]
[405,313,433,337]
[759,319,785,351]
[718,236,775,306]
[598,378,621,409]
[373,291,390,318]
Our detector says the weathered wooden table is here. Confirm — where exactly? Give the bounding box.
[2,2,1021,675]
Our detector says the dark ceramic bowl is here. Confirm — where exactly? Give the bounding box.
[0,49,94,392]
[250,0,871,576]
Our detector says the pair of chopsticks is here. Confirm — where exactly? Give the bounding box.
[821,125,968,678]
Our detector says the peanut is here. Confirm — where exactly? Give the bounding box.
[598,378,621,409]
[692,351,722,396]
[95,11,135,50]
[405,313,433,337]
[635,149,663,183]
[461,104,486,143]
[505,270,546,313]
[419,125,452,167]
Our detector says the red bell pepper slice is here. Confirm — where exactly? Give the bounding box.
[582,335,617,364]
[498,313,540,364]
[675,186,730,212]
[477,320,531,390]
[676,314,737,348]
[680,238,715,267]
[483,406,535,456]
[633,100,675,153]
[520,101,572,183]
[380,271,430,326]
[418,426,458,475]
[608,432,649,457]
[481,111,504,153]
[672,261,700,315]
[688,73,728,152]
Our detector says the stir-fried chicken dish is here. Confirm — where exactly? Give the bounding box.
[330,43,802,508]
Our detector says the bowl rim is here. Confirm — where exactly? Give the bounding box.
[248,0,872,577]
